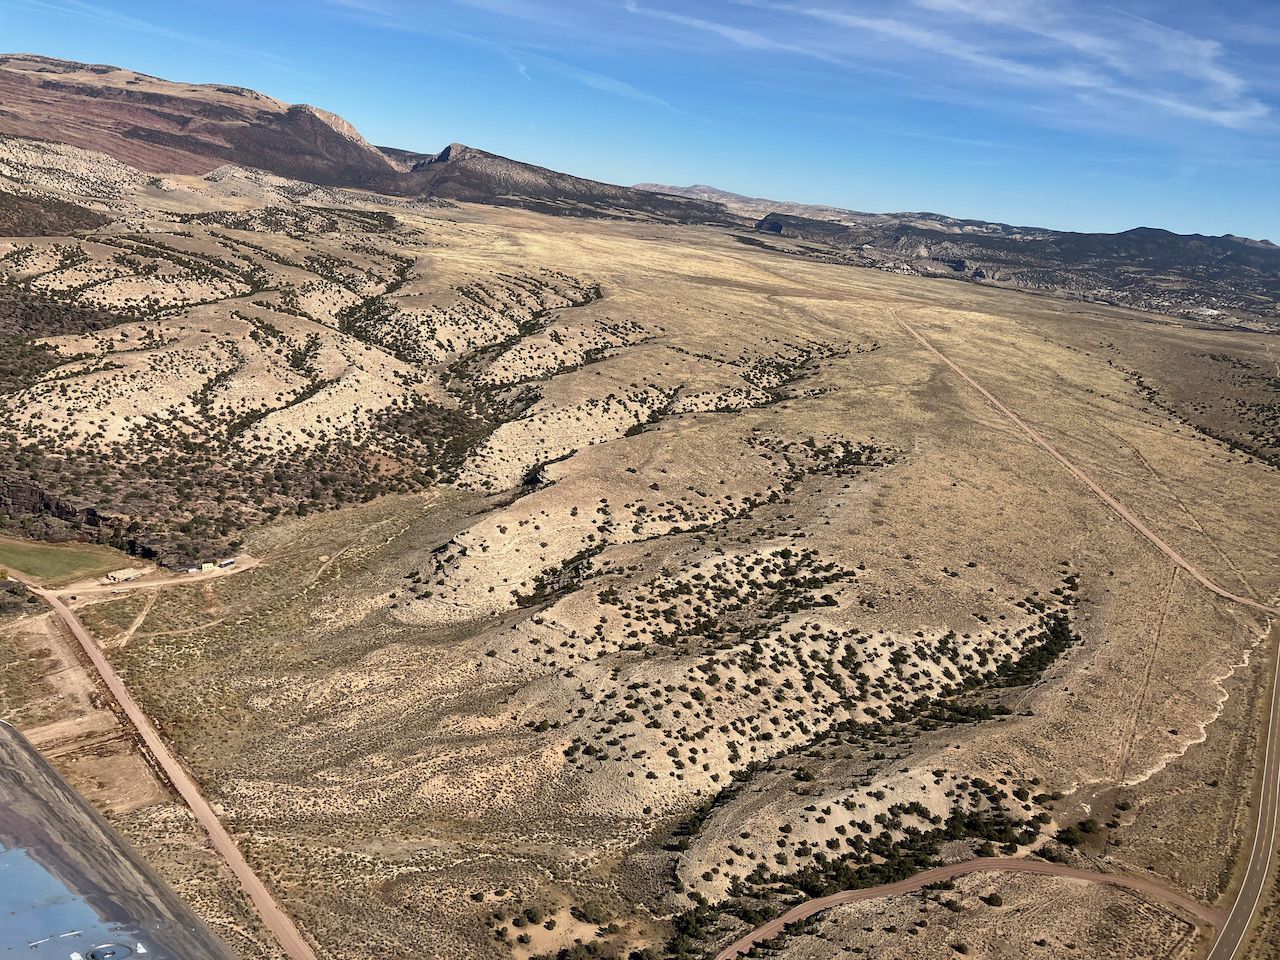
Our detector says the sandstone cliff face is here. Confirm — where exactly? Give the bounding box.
[0,479,153,558]
[0,54,400,185]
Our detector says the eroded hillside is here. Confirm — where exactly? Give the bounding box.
[3,131,1280,960]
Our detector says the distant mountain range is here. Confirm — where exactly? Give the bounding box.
[640,184,1280,328]
[632,183,882,224]
[1,53,1276,328]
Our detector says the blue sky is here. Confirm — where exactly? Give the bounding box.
[2,0,1278,238]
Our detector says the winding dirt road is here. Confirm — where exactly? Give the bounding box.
[7,312,1274,960]
[22,579,318,960]
[891,312,1280,955]
[713,857,1226,960]
[892,309,1277,616]
[718,315,1280,960]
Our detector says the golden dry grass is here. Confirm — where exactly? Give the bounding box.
[3,132,1278,959]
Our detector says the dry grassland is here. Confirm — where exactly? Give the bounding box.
[2,133,1278,959]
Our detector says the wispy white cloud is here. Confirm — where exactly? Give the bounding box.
[626,0,1270,131]
[324,0,397,15]
[622,0,930,88]
[523,50,674,109]
[5,0,296,70]
[906,0,1267,126]
[321,0,675,109]
[317,0,1273,137]
[623,0,827,59]
[876,127,1012,150]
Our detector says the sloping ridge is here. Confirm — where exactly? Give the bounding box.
[0,53,403,184]
[396,143,741,223]
[754,210,1280,326]
[0,53,740,225]
[650,182,1279,253]
[758,212,1280,276]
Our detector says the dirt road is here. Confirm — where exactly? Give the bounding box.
[713,857,1226,960]
[25,582,318,960]
[55,554,261,597]
[1207,624,1280,960]
[891,311,1280,959]
[892,310,1277,616]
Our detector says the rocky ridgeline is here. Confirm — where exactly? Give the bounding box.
[0,135,631,563]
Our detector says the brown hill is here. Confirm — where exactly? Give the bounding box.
[634,187,1280,328]
[0,53,400,184]
[398,143,741,223]
[0,188,107,236]
[635,182,873,223]
[0,54,740,225]
[754,212,1280,327]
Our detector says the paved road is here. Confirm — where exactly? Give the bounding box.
[1207,624,1280,960]
[713,857,1226,960]
[892,310,1277,616]
[24,580,318,960]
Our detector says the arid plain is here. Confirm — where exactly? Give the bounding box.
[2,127,1279,960]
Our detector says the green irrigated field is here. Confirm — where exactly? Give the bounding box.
[0,535,126,584]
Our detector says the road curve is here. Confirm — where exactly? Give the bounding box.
[26,582,319,960]
[892,311,1280,959]
[892,310,1278,616]
[1207,623,1280,960]
[713,857,1226,960]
